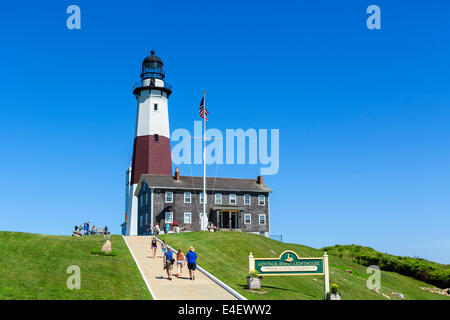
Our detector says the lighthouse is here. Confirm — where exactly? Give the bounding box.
[123,51,172,236]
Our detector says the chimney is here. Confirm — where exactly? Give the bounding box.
[257,176,263,184]
[175,167,181,181]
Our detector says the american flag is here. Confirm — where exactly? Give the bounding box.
[199,96,208,121]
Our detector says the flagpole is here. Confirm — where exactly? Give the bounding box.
[202,90,206,229]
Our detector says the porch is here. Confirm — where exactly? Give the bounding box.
[212,206,246,231]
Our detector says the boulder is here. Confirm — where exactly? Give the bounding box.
[392,292,405,299]
[329,292,341,300]
[101,240,112,253]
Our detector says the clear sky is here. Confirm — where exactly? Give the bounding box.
[0,1,449,263]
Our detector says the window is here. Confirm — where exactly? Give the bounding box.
[200,192,207,204]
[184,192,191,203]
[140,215,143,227]
[154,134,159,142]
[259,214,266,225]
[153,103,158,111]
[244,194,251,205]
[244,214,251,224]
[229,194,236,204]
[145,193,148,205]
[145,213,148,225]
[258,195,265,205]
[165,212,173,224]
[165,191,173,203]
[139,195,143,207]
[215,193,222,204]
[184,212,192,224]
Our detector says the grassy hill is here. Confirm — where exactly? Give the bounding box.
[0,232,151,300]
[160,231,450,300]
[323,244,450,288]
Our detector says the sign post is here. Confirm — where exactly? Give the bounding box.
[323,251,330,299]
[249,250,330,299]
[249,252,255,272]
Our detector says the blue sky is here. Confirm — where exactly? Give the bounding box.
[1,1,449,263]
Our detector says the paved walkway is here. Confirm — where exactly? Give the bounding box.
[124,236,237,300]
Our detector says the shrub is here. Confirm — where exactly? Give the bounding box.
[248,270,259,278]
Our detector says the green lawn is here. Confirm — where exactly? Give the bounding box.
[0,232,151,300]
[160,231,450,300]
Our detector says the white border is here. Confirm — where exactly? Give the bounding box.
[122,235,157,300]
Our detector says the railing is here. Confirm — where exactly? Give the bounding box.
[133,81,172,92]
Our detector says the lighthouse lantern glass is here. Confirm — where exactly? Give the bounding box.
[142,61,164,79]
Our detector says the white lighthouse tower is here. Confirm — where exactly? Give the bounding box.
[123,51,173,236]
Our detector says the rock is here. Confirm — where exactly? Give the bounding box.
[101,240,112,253]
[72,231,82,237]
[392,292,405,299]
[246,276,262,289]
[420,287,449,296]
[329,292,341,300]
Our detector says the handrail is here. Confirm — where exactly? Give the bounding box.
[133,81,172,91]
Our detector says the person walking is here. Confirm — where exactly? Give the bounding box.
[175,248,185,277]
[150,224,155,236]
[151,237,158,258]
[185,246,198,280]
[163,247,174,280]
[164,223,170,234]
[155,224,160,237]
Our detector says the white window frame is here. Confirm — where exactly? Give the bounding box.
[259,214,266,225]
[165,191,173,203]
[258,194,265,206]
[244,214,251,224]
[184,212,192,224]
[215,193,222,204]
[244,194,251,205]
[200,192,207,204]
[165,212,173,224]
[229,194,237,205]
[184,192,191,203]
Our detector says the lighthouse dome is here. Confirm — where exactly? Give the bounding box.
[141,50,164,79]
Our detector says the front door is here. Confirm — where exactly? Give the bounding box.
[199,212,208,231]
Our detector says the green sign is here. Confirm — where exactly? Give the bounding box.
[252,250,324,276]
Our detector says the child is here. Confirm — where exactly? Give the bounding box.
[176,248,185,277]
[151,237,158,258]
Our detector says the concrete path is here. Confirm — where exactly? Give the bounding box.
[124,236,237,300]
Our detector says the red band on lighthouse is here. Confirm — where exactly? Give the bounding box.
[131,134,172,184]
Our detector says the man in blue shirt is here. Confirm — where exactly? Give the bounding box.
[185,247,198,280]
[163,248,174,280]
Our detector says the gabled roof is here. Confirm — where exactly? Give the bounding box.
[134,174,271,196]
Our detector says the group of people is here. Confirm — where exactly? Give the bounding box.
[146,221,188,236]
[150,237,198,281]
[73,222,108,236]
